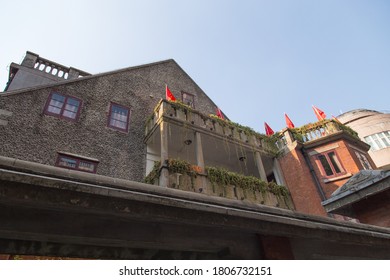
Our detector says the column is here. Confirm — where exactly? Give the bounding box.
[272,158,286,186]
[195,132,205,171]
[159,121,169,187]
[254,151,268,182]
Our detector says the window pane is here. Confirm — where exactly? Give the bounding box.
[58,157,77,168]
[47,93,65,114]
[355,151,372,170]
[318,154,334,176]
[364,136,378,151]
[110,104,129,130]
[63,98,80,119]
[78,161,95,172]
[372,134,384,149]
[328,152,343,173]
[379,132,390,147]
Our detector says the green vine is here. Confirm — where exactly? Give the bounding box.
[144,161,161,184]
[205,166,289,197]
[144,159,289,198]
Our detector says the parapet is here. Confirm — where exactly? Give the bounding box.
[4,51,91,92]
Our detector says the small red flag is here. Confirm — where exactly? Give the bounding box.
[166,85,176,101]
[264,122,274,136]
[216,107,224,119]
[312,105,326,121]
[285,113,295,128]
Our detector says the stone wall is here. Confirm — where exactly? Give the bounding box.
[0,60,220,182]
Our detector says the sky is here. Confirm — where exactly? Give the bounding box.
[1,0,389,133]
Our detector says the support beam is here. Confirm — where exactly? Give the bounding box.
[254,151,268,182]
[160,122,169,187]
[195,132,205,171]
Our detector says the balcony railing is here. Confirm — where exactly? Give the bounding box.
[22,51,90,80]
[145,159,294,210]
[145,100,279,155]
[290,119,359,143]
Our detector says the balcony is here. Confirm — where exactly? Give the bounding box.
[144,100,289,207]
[144,158,293,210]
[145,100,279,155]
[276,119,360,150]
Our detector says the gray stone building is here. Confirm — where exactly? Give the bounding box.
[1,51,224,182]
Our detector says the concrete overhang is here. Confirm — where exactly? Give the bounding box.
[1,156,390,259]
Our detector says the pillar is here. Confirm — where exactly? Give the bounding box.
[255,151,268,182]
[159,121,169,187]
[194,131,207,193]
[195,132,205,171]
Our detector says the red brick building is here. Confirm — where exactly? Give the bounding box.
[277,120,376,218]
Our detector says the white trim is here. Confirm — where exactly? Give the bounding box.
[308,143,340,156]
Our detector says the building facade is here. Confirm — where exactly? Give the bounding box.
[0,51,388,259]
[337,109,390,170]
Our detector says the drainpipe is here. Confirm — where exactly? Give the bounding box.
[301,146,327,202]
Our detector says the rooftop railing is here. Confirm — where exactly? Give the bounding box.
[22,51,90,80]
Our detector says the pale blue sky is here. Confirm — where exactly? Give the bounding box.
[1,0,389,133]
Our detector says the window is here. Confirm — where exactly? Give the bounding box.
[56,153,98,173]
[44,92,82,121]
[354,151,373,170]
[108,103,130,132]
[181,92,195,108]
[316,151,345,178]
[364,131,390,151]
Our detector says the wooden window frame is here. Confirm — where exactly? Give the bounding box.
[107,102,131,133]
[55,153,98,173]
[315,150,346,179]
[44,92,82,122]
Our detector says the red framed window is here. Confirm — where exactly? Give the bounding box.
[316,150,345,178]
[56,153,98,173]
[181,92,195,108]
[44,92,82,121]
[108,103,130,132]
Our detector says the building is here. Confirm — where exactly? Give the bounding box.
[275,121,376,218]
[1,51,390,259]
[337,109,390,170]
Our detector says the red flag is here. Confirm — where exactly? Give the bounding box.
[264,122,274,136]
[285,113,295,128]
[216,107,224,119]
[166,85,176,101]
[312,105,326,121]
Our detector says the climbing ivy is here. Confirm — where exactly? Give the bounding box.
[205,166,289,197]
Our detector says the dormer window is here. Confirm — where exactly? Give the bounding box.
[44,92,82,121]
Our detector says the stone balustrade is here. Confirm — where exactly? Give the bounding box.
[22,51,90,80]
[145,100,279,155]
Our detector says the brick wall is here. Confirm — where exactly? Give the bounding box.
[352,189,390,227]
[307,139,362,199]
[278,147,327,216]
